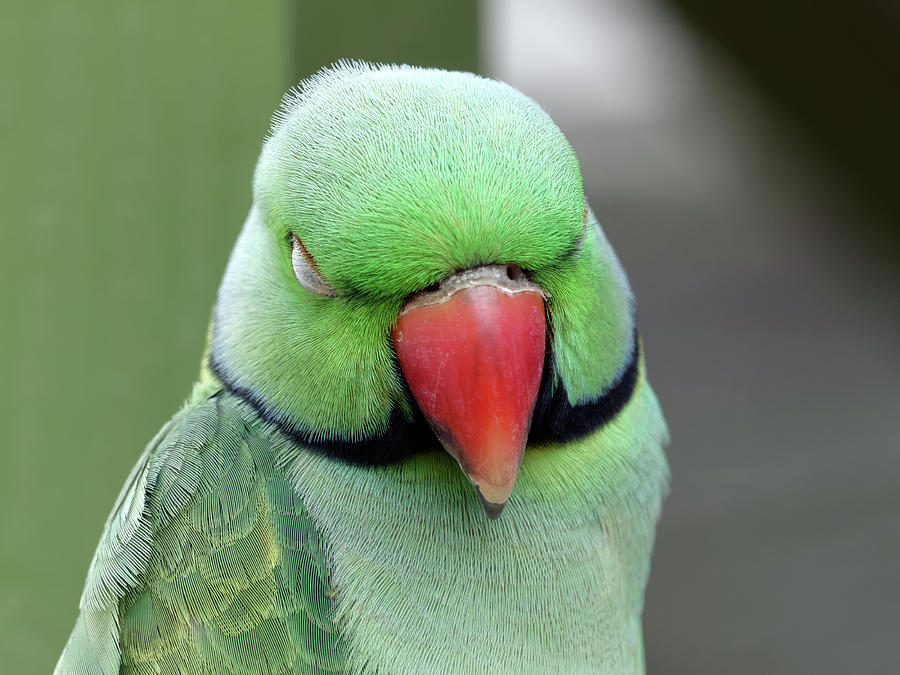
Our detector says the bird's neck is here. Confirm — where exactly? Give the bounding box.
[276,375,669,674]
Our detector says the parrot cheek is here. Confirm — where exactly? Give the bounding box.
[391,266,546,519]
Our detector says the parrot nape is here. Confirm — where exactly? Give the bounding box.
[55,63,669,675]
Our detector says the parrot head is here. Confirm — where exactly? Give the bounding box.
[212,63,637,518]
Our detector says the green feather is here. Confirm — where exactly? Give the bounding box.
[56,396,350,674]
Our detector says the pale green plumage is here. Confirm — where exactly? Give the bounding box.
[286,368,667,674]
[57,391,349,674]
[56,62,668,674]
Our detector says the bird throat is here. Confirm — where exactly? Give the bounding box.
[208,330,640,467]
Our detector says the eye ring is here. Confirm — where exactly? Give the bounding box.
[290,233,337,297]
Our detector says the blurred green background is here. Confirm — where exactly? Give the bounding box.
[1,1,898,673]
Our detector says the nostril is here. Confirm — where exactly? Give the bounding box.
[424,281,441,292]
[506,264,525,281]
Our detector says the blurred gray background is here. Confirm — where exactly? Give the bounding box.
[2,1,898,673]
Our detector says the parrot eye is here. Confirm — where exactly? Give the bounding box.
[290,233,337,297]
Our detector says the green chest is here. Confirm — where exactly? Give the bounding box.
[284,438,666,675]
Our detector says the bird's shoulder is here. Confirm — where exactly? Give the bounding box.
[55,392,349,675]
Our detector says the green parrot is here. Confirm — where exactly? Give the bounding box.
[55,62,669,675]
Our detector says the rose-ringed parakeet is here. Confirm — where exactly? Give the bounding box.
[55,63,669,675]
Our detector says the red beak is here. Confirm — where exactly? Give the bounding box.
[391,265,546,518]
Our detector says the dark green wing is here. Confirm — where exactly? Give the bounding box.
[55,394,349,674]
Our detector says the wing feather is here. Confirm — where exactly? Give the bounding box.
[55,394,349,674]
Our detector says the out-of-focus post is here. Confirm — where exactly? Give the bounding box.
[289,0,480,78]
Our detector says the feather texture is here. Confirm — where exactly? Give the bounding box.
[55,394,349,674]
[282,364,668,674]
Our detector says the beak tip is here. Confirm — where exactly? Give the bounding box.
[477,489,507,520]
